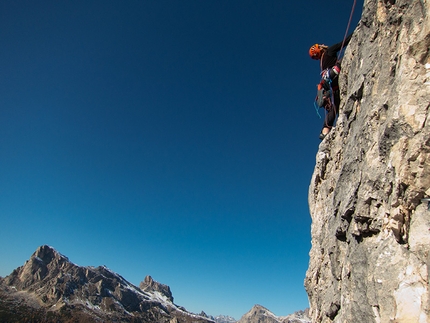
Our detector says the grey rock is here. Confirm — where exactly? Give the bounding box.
[237,305,281,323]
[305,0,430,322]
[140,275,174,302]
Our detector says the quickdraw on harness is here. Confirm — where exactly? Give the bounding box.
[312,0,357,119]
[314,65,340,118]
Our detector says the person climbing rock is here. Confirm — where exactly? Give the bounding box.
[309,33,353,140]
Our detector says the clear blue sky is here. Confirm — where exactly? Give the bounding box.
[0,0,363,319]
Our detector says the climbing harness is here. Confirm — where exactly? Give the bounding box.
[314,65,340,124]
[313,0,357,121]
[314,74,337,127]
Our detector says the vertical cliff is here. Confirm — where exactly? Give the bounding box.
[305,0,430,322]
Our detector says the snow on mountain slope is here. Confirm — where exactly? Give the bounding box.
[0,245,213,323]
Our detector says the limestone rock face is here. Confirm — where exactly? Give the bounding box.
[305,0,430,322]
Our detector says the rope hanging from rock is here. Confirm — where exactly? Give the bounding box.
[337,0,357,62]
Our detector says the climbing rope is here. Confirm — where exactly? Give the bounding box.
[322,0,357,126]
[337,0,357,62]
[313,0,357,121]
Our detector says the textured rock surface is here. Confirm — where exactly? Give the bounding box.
[140,275,174,302]
[305,0,430,323]
[0,245,213,323]
[237,305,280,323]
[305,0,430,322]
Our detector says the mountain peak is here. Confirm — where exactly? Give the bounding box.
[34,244,56,259]
[237,305,311,323]
[212,314,237,323]
[0,245,212,323]
[237,304,278,323]
[139,275,174,302]
[32,245,69,265]
[251,304,270,311]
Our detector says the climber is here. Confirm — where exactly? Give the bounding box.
[310,33,353,140]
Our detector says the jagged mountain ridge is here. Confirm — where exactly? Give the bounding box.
[305,0,430,322]
[236,305,310,323]
[200,313,237,323]
[0,246,310,323]
[0,245,213,323]
[201,313,237,323]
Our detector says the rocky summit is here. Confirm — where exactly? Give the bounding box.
[236,305,310,323]
[0,245,213,323]
[210,314,238,323]
[305,0,430,322]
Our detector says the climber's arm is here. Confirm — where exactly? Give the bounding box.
[326,33,353,57]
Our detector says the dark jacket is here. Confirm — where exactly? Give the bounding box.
[320,33,353,71]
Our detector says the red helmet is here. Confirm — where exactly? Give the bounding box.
[309,44,322,60]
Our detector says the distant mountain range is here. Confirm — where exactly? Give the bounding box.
[198,312,237,323]
[237,305,310,323]
[212,314,238,323]
[0,245,309,323]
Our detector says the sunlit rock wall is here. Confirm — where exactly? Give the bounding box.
[305,0,430,322]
